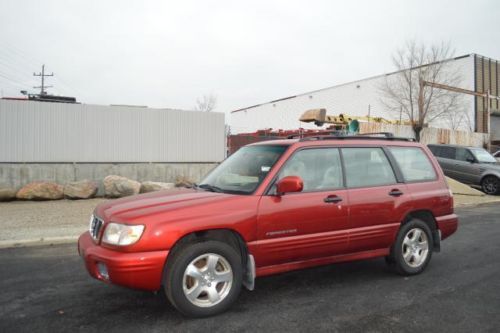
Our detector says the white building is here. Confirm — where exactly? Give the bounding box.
[230,54,499,135]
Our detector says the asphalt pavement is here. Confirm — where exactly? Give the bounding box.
[0,204,499,332]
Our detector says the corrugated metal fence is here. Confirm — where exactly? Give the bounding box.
[0,100,225,162]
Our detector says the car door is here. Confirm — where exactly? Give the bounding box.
[453,147,482,184]
[341,147,413,253]
[437,146,459,180]
[255,147,349,267]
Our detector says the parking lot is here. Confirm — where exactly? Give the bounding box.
[0,203,499,332]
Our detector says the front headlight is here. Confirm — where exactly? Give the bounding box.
[102,223,145,246]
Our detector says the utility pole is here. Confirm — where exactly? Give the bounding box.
[33,64,54,95]
[420,79,500,149]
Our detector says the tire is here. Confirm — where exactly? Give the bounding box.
[388,219,433,276]
[481,176,500,195]
[164,240,242,317]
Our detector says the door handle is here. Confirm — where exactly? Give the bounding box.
[388,189,404,197]
[324,195,342,203]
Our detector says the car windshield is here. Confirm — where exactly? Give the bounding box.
[470,148,497,163]
[198,145,288,194]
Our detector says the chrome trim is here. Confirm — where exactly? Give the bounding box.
[89,215,104,240]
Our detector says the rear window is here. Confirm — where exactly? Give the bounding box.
[389,147,437,182]
[427,145,455,159]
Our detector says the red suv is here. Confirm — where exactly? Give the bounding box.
[78,135,458,317]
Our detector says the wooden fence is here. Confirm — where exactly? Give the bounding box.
[359,123,489,148]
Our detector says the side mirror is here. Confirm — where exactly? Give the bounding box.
[466,157,475,163]
[275,176,303,195]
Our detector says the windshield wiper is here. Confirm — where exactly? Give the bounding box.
[197,184,224,193]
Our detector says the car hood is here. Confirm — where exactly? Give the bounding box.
[94,188,254,224]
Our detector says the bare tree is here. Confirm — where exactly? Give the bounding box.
[194,94,217,112]
[444,104,473,131]
[379,40,465,141]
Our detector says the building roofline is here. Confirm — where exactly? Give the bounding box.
[231,53,482,114]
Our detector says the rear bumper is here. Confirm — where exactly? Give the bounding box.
[78,232,168,291]
[436,213,458,240]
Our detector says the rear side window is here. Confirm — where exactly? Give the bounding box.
[341,148,396,188]
[428,145,455,159]
[427,145,440,156]
[440,147,456,159]
[389,147,437,182]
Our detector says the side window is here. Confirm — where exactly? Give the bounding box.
[427,145,440,157]
[455,148,474,162]
[440,147,456,159]
[277,148,343,192]
[389,147,437,182]
[341,148,396,188]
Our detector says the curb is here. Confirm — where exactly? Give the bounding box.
[0,236,79,249]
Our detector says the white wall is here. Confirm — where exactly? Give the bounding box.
[0,100,226,162]
[230,55,475,133]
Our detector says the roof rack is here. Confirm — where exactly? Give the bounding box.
[295,132,415,142]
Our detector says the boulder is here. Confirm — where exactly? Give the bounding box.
[175,176,195,188]
[140,181,175,193]
[0,187,17,201]
[64,180,98,199]
[16,182,64,200]
[103,175,141,198]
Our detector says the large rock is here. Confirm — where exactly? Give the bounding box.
[64,180,98,199]
[16,182,64,200]
[175,176,195,188]
[103,175,141,198]
[140,181,175,193]
[0,187,17,201]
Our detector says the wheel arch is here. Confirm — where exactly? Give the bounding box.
[480,173,500,184]
[402,210,440,252]
[162,228,250,285]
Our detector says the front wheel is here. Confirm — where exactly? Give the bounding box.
[388,219,433,275]
[164,240,242,317]
[481,176,500,195]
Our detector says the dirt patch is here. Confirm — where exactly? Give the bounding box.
[0,198,108,243]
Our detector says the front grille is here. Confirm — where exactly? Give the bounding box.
[89,215,104,240]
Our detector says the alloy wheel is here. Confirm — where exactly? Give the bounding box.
[182,253,233,308]
[482,177,499,195]
[401,228,429,268]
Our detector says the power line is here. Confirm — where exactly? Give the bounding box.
[0,71,31,88]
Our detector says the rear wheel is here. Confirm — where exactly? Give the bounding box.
[388,219,433,275]
[481,176,500,195]
[164,240,242,317]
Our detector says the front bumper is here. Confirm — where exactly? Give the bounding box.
[78,232,169,291]
[436,213,459,240]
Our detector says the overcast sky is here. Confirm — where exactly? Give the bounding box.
[0,0,498,114]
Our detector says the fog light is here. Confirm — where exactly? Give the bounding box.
[97,262,109,280]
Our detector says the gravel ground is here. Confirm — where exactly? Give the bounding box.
[0,190,498,247]
[0,199,108,244]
